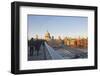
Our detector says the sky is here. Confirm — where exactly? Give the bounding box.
[28,15,88,39]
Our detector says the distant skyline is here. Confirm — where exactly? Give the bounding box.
[28,15,88,39]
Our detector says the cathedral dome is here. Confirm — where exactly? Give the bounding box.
[45,31,51,41]
[45,31,50,37]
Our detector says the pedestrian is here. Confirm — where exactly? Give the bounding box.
[29,38,34,56]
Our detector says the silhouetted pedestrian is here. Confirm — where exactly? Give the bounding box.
[34,40,42,56]
[29,38,34,56]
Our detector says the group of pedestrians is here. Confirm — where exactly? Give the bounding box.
[28,38,45,56]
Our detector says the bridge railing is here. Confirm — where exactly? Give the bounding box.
[44,42,63,59]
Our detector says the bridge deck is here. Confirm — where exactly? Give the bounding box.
[28,42,87,61]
